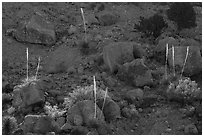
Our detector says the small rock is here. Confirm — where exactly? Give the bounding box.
[47,132,55,135]
[77,66,84,74]
[86,13,99,25]
[12,80,45,110]
[68,25,77,35]
[61,123,72,131]
[56,117,66,128]
[138,108,143,113]
[125,88,144,104]
[7,107,15,115]
[70,126,89,135]
[73,115,83,126]
[14,14,56,45]
[105,76,116,87]
[66,66,76,74]
[184,124,198,135]
[47,89,61,97]
[121,107,131,118]
[118,100,128,108]
[96,11,118,26]
[95,34,103,41]
[56,95,65,104]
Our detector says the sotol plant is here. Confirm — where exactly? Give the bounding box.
[2,116,18,135]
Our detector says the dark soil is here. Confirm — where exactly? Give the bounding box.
[2,2,202,135]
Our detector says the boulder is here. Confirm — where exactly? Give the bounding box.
[154,37,179,63]
[13,14,56,45]
[66,100,105,127]
[168,46,202,76]
[156,37,179,53]
[117,59,153,87]
[12,80,45,110]
[96,11,117,26]
[22,115,53,134]
[180,38,201,48]
[97,99,121,122]
[103,42,144,73]
[44,46,81,74]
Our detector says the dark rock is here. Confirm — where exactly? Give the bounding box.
[121,107,139,118]
[103,42,144,73]
[2,75,10,93]
[13,14,56,45]
[2,93,12,105]
[105,76,117,87]
[56,117,66,128]
[184,124,198,135]
[99,99,121,122]
[66,66,77,74]
[77,66,84,74]
[61,123,72,131]
[56,95,65,104]
[22,115,53,134]
[70,126,89,135]
[47,89,61,97]
[168,46,202,76]
[96,123,112,135]
[117,59,153,87]
[12,79,45,110]
[86,13,99,25]
[68,25,77,35]
[180,38,201,48]
[125,88,144,104]
[141,94,158,108]
[96,11,117,26]
[44,46,81,74]
[66,100,105,127]
[155,37,179,63]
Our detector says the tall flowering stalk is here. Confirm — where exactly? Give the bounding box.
[172,46,175,76]
[165,43,169,79]
[26,48,29,81]
[180,46,189,78]
[100,87,108,118]
[35,57,41,80]
[80,8,87,42]
[93,76,97,118]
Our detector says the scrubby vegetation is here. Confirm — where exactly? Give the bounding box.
[134,14,167,39]
[166,77,201,103]
[167,3,196,30]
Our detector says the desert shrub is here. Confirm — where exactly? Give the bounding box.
[63,85,110,110]
[166,77,201,103]
[167,3,196,30]
[134,14,167,38]
[2,116,18,135]
[44,102,66,119]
